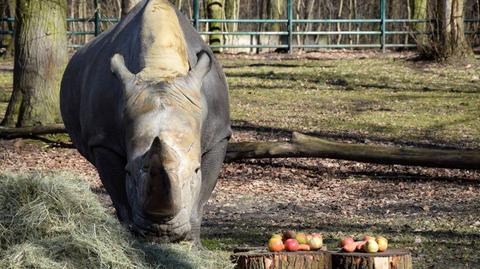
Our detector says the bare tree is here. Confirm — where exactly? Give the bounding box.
[207,0,223,52]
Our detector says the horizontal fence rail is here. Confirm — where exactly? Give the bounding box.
[0,0,478,52]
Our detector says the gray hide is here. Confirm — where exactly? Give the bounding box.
[60,0,231,243]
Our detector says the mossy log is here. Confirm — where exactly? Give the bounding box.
[226,132,480,170]
[232,248,412,269]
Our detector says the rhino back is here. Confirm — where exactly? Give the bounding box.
[175,10,232,151]
[60,0,231,165]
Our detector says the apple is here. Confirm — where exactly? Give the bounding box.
[284,238,300,252]
[363,239,379,253]
[339,237,354,247]
[311,233,322,238]
[268,237,284,252]
[306,234,313,243]
[356,241,367,252]
[298,244,311,251]
[363,235,375,241]
[295,232,308,244]
[342,242,357,253]
[376,236,388,252]
[308,236,323,250]
[283,230,296,240]
[271,233,283,240]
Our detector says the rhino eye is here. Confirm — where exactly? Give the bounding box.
[195,167,201,174]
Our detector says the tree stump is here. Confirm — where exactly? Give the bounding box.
[328,249,412,269]
[232,247,412,269]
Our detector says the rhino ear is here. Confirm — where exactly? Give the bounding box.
[111,54,135,95]
[187,51,211,89]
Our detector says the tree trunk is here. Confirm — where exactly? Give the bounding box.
[225,132,480,170]
[224,0,240,47]
[1,0,68,127]
[121,0,140,18]
[410,0,428,52]
[267,0,284,33]
[336,0,344,44]
[207,0,223,53]
[434,0,473,61]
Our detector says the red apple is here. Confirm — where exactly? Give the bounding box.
[356,241,367,252]
[284,238,300,252]
[363,235,375,241]
[283,230,297,240]
[342,242,357,253]
[339,237,354,247]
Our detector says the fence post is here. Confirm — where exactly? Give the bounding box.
[193,0,200,31]
[287,0,293,54]
[94,0,100,36]
[380,0,386,52]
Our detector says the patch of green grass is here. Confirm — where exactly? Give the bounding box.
[222,57,480,148]
[0,171,234,269]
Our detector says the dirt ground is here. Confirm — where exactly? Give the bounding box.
[1,51,479,268]
[1,128,479,268]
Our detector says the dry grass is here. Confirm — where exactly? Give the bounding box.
[0,171,233,269]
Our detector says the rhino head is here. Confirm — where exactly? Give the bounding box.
[110,52,211,241]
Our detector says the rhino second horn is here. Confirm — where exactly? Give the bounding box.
[187,51,212,89]
[111,53,136,97]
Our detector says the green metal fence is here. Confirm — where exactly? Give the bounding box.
[0,0,478,52]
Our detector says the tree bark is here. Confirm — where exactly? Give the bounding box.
[410,0,428,52]
[224,0,240,46]
[226,132,480,170]
[207,0,223,53]
[1,0,68,127]
[267,0,285,32]
[434,0,473,61]
[121,0,140,18]
[233,247,412,269]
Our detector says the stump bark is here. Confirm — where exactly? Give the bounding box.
[232,247,412,269]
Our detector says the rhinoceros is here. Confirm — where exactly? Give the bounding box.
[60,0,231,244]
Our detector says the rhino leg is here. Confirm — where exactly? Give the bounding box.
[92,147,131,223]
[188,138,229,247]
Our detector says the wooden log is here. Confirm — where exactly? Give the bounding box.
[232,248,412,269]
[0,124,66,139]
[1,125,478,170]
[226,132,480,170]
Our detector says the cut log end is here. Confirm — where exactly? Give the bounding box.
[232,248,412,269]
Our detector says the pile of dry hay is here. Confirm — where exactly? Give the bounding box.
[0,172,233,269]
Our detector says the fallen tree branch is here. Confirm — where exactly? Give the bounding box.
[2,126,478,170]
[225,132,480,170]
[0,124,67,139]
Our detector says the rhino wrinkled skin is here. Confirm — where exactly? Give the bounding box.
[60,0,231,243]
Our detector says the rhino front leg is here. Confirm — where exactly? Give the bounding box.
[92,147,131,223]
[188,138,229,247]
